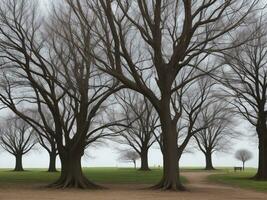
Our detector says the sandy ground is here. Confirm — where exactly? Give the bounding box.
[0,172,267,200]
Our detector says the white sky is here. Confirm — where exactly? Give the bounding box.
[0,0,260,170]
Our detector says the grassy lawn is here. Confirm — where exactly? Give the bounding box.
[180,167,225,172]
[208,168,267,192]
[0,168,186,185]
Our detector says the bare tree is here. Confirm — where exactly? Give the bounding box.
[235,149,253,170]
[88,0,259,190]
[194,101,237,170]
[0,0,123,188]
[118,150,140,169]
[23,109,59,172]
[35,112,58,173]
[220,18,267,180]
[0,116,37,171]
[38,132,58,173]
[0,0,261,190]
[177,77,214,167]
[111,91,159,171]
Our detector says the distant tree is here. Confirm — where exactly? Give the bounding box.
[235,149,253,170]
[37,132,58,172]
[28,109,58,172]
[112,91,159,171]
[194,101,237,170]
[0,116,37,171]
[118,150,140,169]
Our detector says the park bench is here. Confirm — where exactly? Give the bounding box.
[234,167,243,172]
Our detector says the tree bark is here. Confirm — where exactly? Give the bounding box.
[49,149,102,189]
[152,112,184,190]
[48,151,57,172]
[151,90,185,190]
[254,119,267,180]
[255,134,267,180]
[205,151,215,170]
[14,154,24,171]
[139,148,150,171]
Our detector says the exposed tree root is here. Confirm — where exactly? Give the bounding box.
[205,167,215,170]
[48,176,105,189]
[150,179,186,191]
[253,174,267,181]
[14,169,24,172]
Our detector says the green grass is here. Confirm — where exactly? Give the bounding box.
[0,167,186,185]
[208,168,267,192]
[180,167,224,172]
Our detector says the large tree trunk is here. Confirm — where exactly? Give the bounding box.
[153,147,184,190]
[151,77,185,190]
[14,153,24,171]
[255,133,267,180]
[49,149,101,189]
[139,148,150,171]
[152,109,184,190]
[48,151,57,172]
[205,151,215,170]
[254,119,267,180]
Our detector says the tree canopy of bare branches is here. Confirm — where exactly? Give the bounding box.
[0,0,123,188]
[118,150,140,169]
[112,91,159,171]
[88,0,260,190]
[235,149,253,170]
[220,18,267,180]
[194,101,237,170]
[0,115,37,171]
[0,0,263,191]
[30,110,58,172]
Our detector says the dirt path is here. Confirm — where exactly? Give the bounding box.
[183,172,267,199]
[0,172,267,200]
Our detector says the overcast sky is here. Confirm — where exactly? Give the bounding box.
[0,0,260,170]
